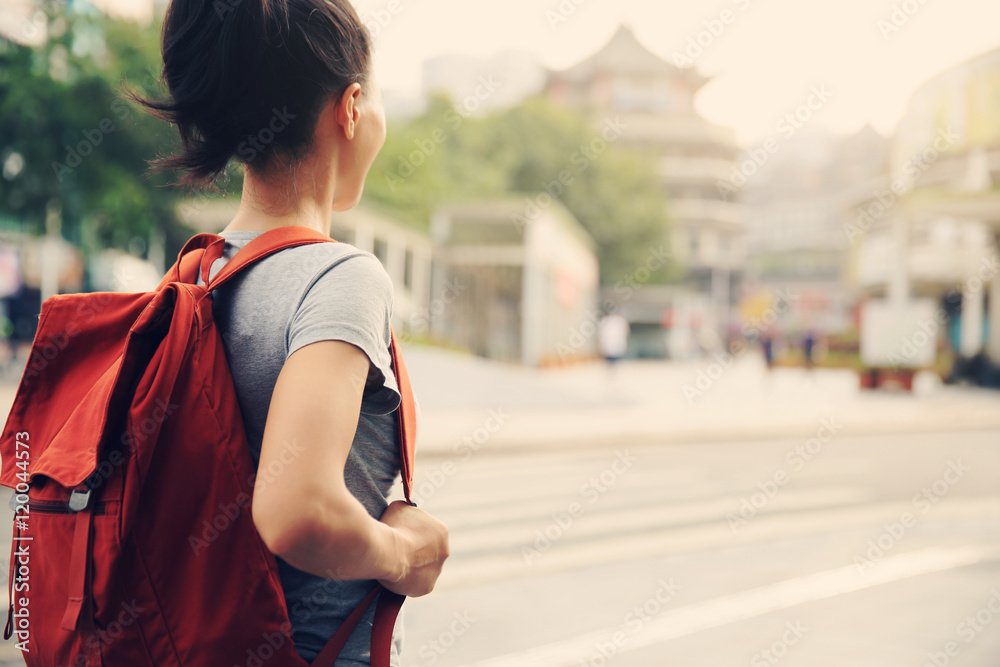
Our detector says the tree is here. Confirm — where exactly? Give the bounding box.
[366,95,677,285]
[0,3,187,264]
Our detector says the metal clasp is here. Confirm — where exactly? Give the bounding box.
[68,488,92,512]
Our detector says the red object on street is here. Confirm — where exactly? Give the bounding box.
[858,367,915,392]
[0,227,414,666]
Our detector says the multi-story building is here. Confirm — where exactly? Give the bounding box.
[850,46,1000,367]
[177,195,600,367]
[743,126,889,336]
[429,199,599,366]
[423,51,546,116]
[176,200,435,338]
[545,25,743,355]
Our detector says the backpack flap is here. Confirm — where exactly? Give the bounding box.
[0,290,156,492]
[0,283,199,653]
[0,284,186,495]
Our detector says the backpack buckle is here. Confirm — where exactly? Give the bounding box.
[68,488,91,512]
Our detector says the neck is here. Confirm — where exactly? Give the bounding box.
[224,156,336,237]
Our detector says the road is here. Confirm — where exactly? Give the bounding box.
[397,428,1000,667]
[0,352,997,666]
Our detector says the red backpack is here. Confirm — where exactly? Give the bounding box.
[0,226,418,666]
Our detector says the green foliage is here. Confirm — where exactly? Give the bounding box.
[366,95,677,285]
[0,4,675,286]
[0,4,185,258]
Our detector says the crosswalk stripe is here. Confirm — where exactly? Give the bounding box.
[437,497,1000,589]
[411,462,703,510]
[461,544,1000,667]
[448,487,871,555]
[420,475,735,526]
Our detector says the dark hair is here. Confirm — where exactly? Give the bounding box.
[133,0,372,190]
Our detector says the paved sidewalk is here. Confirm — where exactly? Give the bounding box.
[401,344,1000,456]
[0,344,997,458]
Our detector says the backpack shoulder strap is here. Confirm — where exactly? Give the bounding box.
[389,332,416,505]
[196,224,418,499]
[205,225,336,291]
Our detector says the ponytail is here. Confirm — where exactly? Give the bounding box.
[130,0,372,190]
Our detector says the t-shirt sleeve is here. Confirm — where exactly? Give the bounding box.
[285,251,401,415]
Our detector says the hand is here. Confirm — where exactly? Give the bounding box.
[377,500,450,597]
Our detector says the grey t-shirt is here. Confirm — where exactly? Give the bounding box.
[197,229,406,665]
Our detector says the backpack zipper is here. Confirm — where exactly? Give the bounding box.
[25,498,111,515]
[4,498,112,637]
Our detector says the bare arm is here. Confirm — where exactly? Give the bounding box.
[251,339,448,595]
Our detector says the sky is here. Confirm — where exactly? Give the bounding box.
[353,0,1000,146]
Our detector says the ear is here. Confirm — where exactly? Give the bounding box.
[337,83,363,140]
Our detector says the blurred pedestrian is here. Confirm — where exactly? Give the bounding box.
[761,332,775,371]
[803,328,817,370]
[598,311,630,375]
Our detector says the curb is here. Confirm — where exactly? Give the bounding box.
[413,418,1000,459]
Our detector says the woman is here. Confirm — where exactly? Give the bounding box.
[135,1,450,664]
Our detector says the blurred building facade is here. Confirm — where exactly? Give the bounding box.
[430,200,599,366]
[743,127,889,337]
[383,50,548,122]
[177,201,435,338]
[0,0,164,45]
[179,198,599,366]
[545,25,744,356]
[328,206,434,337]
[849,46,1000,365]
[423,51,546,115]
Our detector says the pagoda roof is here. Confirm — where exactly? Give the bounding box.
[552,25,710,89]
